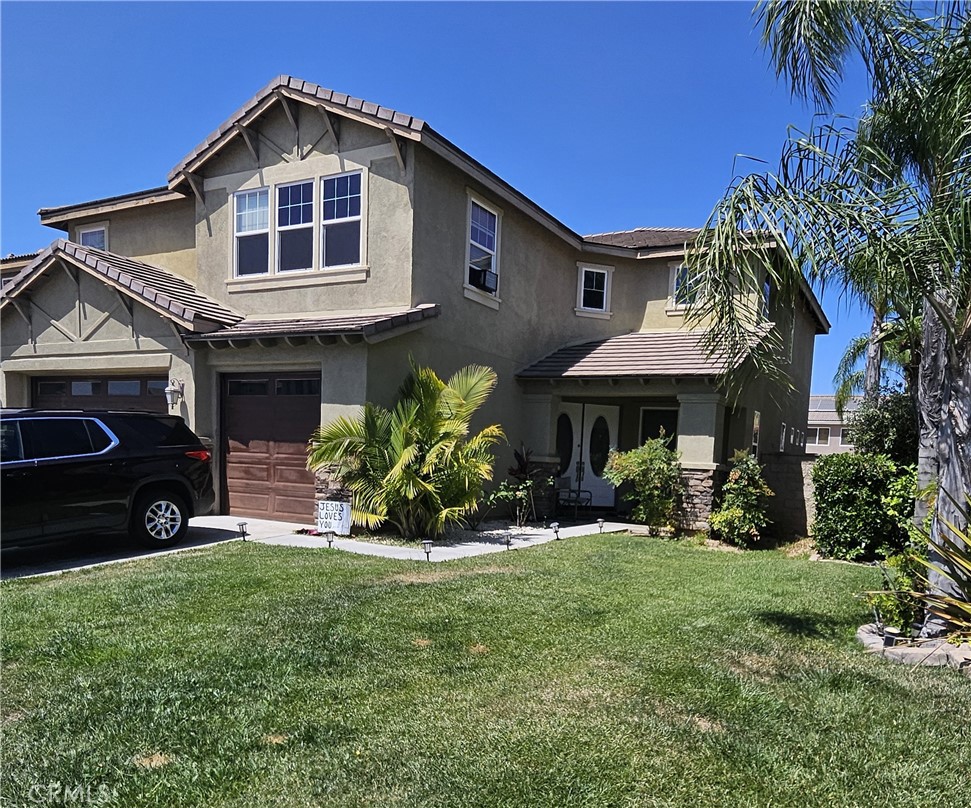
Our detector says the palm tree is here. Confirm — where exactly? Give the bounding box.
[685,1,970,635]
[307,363,504,539]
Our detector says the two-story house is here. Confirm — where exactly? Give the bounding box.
[0,76,829,527]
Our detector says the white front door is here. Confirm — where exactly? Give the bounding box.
[556,403,619,507]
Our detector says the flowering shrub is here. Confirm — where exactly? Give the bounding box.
[603,434,682,532]
[709,450,774,547]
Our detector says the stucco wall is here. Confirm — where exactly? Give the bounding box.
[68,198,197,282]
[191,104,414,317]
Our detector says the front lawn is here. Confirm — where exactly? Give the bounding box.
[2,536,969,807]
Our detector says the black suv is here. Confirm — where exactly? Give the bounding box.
[1,410,215,549]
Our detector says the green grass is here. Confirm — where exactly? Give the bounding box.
[2,536,969,807]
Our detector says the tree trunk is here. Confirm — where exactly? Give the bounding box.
[864,309,883,401]
[914,298,945,528]
[919,304,970,637]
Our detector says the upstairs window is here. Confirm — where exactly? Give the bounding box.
[278,181,314,273]
[77,223,108,251]
[669,264,697,309]
[467,199,499,295]
[576,263,613,315]
[762,277,772,320]
[235,189,269,276]
[321,172,361,268]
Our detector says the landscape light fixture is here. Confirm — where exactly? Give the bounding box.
[422,539,433,561]
[551,522,560,540]
[164,379,185,408]
[597,518,605,533]
[237,521,248,541]
[504,534,513,551]
[323,529,336,548]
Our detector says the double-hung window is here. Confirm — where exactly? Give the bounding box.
[669,264,696,309]
[278,181,314,273]
[576,263,613,316]
[235,189,270,276]
[467,199,499,295]
[321,172,361,268]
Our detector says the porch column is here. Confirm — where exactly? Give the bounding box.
[676,392,725,467]
[676,392,726,530]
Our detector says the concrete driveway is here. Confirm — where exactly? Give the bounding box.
[0,515,312,581]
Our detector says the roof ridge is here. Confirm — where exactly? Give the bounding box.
[582,226,701,238]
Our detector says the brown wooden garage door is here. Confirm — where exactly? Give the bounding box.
[32,376,168,412]
[222,372,321,523]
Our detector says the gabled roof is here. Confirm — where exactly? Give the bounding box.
[517,329,767,380]
[0,240,241,332]
[184,304,440,343]
[168,75,426,190]
[38,187,186,229]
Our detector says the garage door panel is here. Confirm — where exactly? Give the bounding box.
[223,373,320,523]
[32,376,168,413]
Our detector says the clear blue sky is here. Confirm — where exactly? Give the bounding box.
[0,1,871,393]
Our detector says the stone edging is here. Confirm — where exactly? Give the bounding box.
[856,623,971,677]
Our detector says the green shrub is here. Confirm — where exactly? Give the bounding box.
[847,390,918,465]
[865,550,926,633]
[709,450,774,547]
[811,453,912,561]
[603,434,682,533]
[308,363,504,539]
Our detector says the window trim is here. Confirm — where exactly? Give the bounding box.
[666,261,696,314]
[77,222,109,251]
[575,262,614,319]
[464,192,502,306]
[839,427,853,446]
[233,187,271,278]
[277,180,315,274]
[320,169,365,270]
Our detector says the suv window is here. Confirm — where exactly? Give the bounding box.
[104,414,201,449]
[0,421,24,462]
[21,418,112,460]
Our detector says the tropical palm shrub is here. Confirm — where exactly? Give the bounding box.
[603,434,682,533]
[307,363,504,539]
[709,450,774,547]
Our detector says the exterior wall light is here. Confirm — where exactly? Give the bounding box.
[551,522,560,540]
[422,539,433,561]
[164,379,185,408]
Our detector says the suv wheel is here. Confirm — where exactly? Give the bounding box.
[132,490,189,548]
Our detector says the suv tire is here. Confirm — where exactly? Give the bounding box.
[132,490,189,549]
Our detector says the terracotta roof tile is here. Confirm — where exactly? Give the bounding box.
[184,304,440,342]
[517,329,766,379]
[0,240,241,331]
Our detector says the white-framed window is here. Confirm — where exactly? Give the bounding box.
[234,188,270,276]
[321,171,362,268]
[77,222,108,251]
[807,427,830,446]
[751,411,761,454]
[466,197,500,296]
[576,263,613,316]
[779,421,787,452]
[668,263,696,310]
[839,427,853,446]
[278,181,314,273]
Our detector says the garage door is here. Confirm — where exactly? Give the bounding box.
[32,376,169,412]
[222,372,321,523]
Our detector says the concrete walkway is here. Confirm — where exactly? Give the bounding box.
[256,520,631,562]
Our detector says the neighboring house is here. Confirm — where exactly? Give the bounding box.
[0,76,829,527]
[806,395,860,455]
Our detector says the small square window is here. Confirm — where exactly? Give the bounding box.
[78,224,108,251]
[576,264,613,315]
